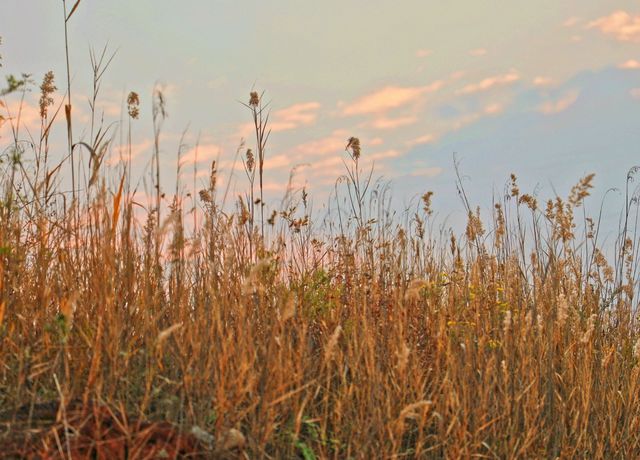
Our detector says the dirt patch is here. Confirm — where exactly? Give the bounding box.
[0,400,241,459]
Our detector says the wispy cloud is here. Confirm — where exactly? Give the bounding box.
[533,76,553,87]
[180,142,222,165]
[342,82,443,116]
[448,102,508,131]
[369,149,401,161]
[263,153,294,171]
[291,129,349,158]
[406,134,436,148]
[107,139,154,166]
[483,103,503,115]
[207,76,228,89]
[409,166,443,178]
[619,59,640,69]
[587,10,640,42]
[270,102,321,132]
[456,70,520,95]
[469,48,487,57]
[538,91,579,115]
[369,116,417,130]
[415,49,432,58]
[233,101,321,140]
[631,88,640,100]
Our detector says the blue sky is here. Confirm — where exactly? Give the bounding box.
[1,1,639,230]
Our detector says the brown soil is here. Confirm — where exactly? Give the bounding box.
[0,400,225,459]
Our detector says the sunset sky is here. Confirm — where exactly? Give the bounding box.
[1,1,639,229]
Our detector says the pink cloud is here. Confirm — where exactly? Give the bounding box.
[106,139,154,166]
[312,155,344,170]
[406,134,435,147]
[483,103,503,115]
[587,10,640,42]
[631,88,640,99]
[533,76,553,87]
[179,143,222,165]
[469,48,487,57]
[447,102,508,131]
[292,129,349,158]
[233,101,321,139]
[457,70,520,95]
[370,116,417,130]
[538,91,579,115]
[619,59,640,69]
[0,99,43,138]
[369,149,401,161]
[263,154,294,171]
[270,102,321,132]
[415,49,433,58]
[342,81,443,116]
[410,167,443,178]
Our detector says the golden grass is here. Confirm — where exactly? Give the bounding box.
[1,29,640,460]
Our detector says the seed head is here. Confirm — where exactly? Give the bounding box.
[246,148,255,173]
[127,91,140,119]
[346,137,361,160]
[39,71,57,119]
[249,91,260,107]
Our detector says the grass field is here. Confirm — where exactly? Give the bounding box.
[1,13,640,459]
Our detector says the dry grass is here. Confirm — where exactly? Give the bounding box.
[1,23,640,460]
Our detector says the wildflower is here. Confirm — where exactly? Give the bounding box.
[127,91,140,119]
[39,71,56,119]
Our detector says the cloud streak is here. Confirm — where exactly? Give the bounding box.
[270,102,321,132]
[342,82,443,116]
[587,10,640,42]
[538,91,579,115]
[619,59,640,69]
[456,70,520,95]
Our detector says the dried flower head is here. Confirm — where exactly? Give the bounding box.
[127,91,140,119]
[510,173,519,197]
[246,148,255,173]
[569,173,595,207]
[39,71,56,119]
[346,136,361,160]
[249,91,260,107]
[633,338,640,360]
[421,191,434,216]
[199,189,212,204]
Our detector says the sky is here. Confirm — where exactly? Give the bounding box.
[1,1,639,233]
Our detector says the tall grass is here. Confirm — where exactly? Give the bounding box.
[1,24,640,459]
